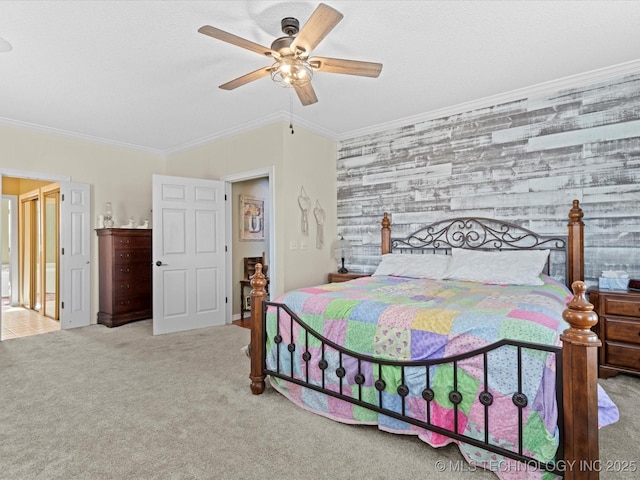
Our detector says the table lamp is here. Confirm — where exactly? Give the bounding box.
[334,235,352,273]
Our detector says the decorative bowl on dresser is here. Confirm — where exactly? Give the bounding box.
[588,287,640,378]
[97,228,152,327]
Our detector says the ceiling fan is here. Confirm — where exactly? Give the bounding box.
[198,3,383,106]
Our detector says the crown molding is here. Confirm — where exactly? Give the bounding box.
[0,116,164,155]
[336,59,640,141]
[281,112,338,140]
[164,111,338,155]
[164,112,285,155]
[2,60,637,155]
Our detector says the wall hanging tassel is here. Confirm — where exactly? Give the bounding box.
[314,200,325,249]
[298,186,310,235]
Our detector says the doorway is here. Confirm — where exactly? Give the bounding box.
[221,167,275,328]
[2,180,61,339]
[1,169,91,340]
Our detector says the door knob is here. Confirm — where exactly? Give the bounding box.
[156,261,164,266]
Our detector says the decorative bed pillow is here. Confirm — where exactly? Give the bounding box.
[442,248,550,286]
[372,253,451,279]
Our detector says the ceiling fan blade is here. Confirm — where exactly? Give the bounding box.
[294,83,318,106]
[219,66,273,90]
[198,25,277,57]
[291,3,343,55]
[310,57,383,77]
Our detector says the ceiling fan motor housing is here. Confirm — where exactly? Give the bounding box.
[281,17,300,36]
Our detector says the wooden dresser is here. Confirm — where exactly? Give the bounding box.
[97,228,152,327]
[589,287,640,378]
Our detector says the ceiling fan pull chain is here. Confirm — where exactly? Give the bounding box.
[289,93,295,134]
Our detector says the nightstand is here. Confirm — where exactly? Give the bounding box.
[328,272,370,283]
[588,287,640,378]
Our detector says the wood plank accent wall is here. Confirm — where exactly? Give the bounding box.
[337,72,640,285]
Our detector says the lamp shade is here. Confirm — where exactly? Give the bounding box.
[333,235,352,261]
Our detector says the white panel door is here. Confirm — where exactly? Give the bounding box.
[60,181,91,329]
[152,175,226,335]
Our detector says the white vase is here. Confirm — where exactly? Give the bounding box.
[249,215,261,233]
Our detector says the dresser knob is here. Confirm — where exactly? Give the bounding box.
[120,284,130,289]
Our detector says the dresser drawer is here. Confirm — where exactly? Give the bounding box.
[113,295,151,314]
[602,296,640,318]
[606,318,640,345]
[113,235,151,250]
[114,263,151,281]
[605,341,640,370]
[114,248,151,265]
[113,279,151,298]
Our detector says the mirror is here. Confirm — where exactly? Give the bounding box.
[43,190,59,319]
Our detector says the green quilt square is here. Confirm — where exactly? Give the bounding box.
[432,364,480,414]
[324,299,360,319]
[344,321,376,354]
[523,410,558,462]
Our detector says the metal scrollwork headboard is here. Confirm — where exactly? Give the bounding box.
[390,217,568,280]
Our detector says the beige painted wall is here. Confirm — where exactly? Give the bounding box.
[0,124,164,323]
[0,125,162,222]
[0,120,338,324]
[2,177,52,195]
[280,125,337,291]
[166,121,338,297]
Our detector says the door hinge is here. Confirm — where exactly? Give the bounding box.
[61,301,64,309]
[224,194,227,201]
[61,247,64,255]
[225,297,228,304]
[225,245,227,252]
[61,193,64,201]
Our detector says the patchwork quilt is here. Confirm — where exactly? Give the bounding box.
[265,275,619,480]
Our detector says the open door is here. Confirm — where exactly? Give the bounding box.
[59,181,91,329]
[152,175,226,335]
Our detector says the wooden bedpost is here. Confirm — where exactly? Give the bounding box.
[561,280,601,479]
[567,200,584,287]
[381,212,391,254]
[249,263,267,395]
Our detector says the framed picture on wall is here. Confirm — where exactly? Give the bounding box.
[240,194,265,241]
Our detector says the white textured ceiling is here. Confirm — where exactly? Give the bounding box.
[0,1,639,154]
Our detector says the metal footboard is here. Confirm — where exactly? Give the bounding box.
[262,300,565,476]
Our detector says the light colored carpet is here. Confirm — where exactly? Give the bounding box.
[0,320,637,480]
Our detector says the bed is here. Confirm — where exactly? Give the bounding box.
[247,200,618,480]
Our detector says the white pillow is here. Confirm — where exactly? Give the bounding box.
[442,248,549,286]
[372,253,451,279]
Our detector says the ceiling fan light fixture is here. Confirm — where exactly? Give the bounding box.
[271,57,313,88]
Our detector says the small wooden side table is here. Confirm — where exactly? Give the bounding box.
[588,287,640,378]
[327,272,370,283]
